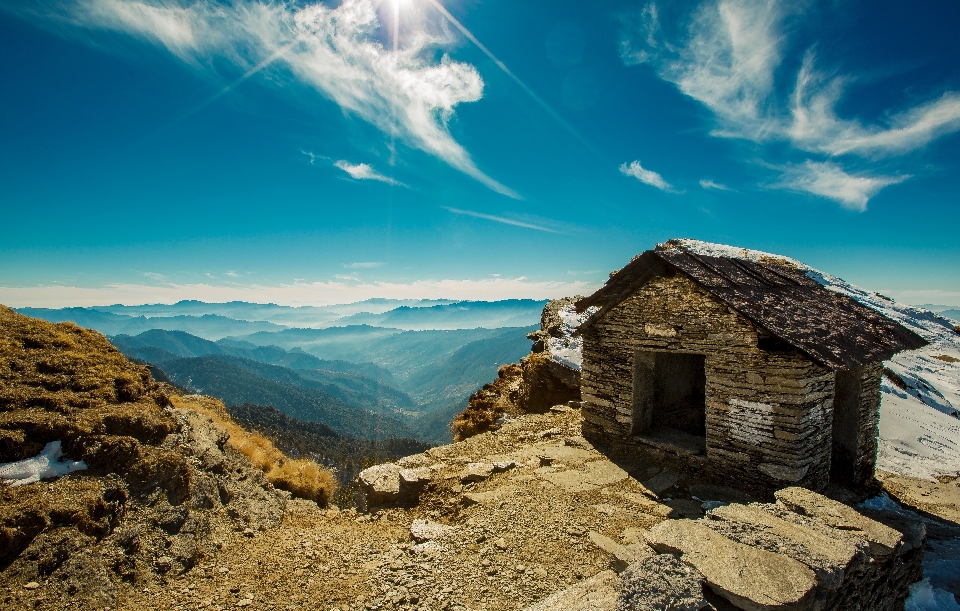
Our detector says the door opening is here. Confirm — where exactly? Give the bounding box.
[633,351,706,438]
[830,367,862,486]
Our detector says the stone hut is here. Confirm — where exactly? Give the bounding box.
[575,241,927,491]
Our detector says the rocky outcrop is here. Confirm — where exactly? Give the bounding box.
[452,297,588,441]
[357,453,436,509]
[451,363,522,441]
[0,307,289,609]
[517,351,580,413]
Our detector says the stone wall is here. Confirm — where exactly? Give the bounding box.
[580,272,844,491]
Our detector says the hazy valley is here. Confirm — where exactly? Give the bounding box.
[19,299,542,445]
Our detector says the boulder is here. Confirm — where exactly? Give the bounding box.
[358,463,434,509]
[358,463,402,508]
[645,519,817,611]
[525,570,621,611]
[616,554,707,611]
[409,519,455,543]
[460,462,495,483]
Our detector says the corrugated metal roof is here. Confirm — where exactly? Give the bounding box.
[576,247,928,370]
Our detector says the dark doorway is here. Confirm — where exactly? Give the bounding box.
[633,351,706,437]
[830,367,862,486]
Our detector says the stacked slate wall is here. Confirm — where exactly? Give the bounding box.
[580,271,838,491]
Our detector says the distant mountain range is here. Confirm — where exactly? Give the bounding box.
[17,298,547,337]
[108,322,535,444]
[14,308,284,340]
[17,298,542,444]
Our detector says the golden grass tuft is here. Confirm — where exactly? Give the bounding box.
[932,354,959,363]
[171,395,336,506]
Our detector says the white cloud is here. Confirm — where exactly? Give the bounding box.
[622,0,960,164]
[443,207,562,233]
[789,57,960,157]
[0,277,597,308]
[699,178,731,191]
[334,160,405,186]
[54,0,517,197]
[774,161,908,211]
[343,262,384,269]
[619,160,673,191]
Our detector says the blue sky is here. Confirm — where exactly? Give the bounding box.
[1,0,959,307]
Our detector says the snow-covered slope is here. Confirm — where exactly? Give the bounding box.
[668,239,960,481]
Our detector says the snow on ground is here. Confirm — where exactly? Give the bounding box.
[547,304,598,370]
[861,494,960,611]
[0,440,87,486]
[669,238,960,482]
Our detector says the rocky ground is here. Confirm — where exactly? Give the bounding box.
[11,404,952,611]
[4,306,959,611]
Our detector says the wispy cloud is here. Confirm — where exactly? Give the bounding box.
[699,178,732,191]
[619,160,673,191]
[623,0,789,142]
[343,262,384,269]
[0,277,598,308]
[442,207,562,233]
[29,0,518,197]
[789,56,960,157]
[334,161,405,187]
[774,161,909,211]
[623,0,960,156]
[621,0,960,208]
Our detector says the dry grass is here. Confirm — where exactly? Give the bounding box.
[933,354,959,363]
[451,363,521,441]
[171,395,336,506]
[0,305,165,413]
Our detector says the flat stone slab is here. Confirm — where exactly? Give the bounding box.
[775,487,903,559]
[460,462,495,483]
[619,492,675,518]
[642,469,683,495]
[588,531,653,572]
[507,443,598,467]
[540,460,629,493]
[617,554,707,611]
[462,485,518,507]
[525,570,621,611]
[645,519,817,611]
[687,484,755,505]
[399,467,432,485]
[710,503,861,570]
[409,519,456,542]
